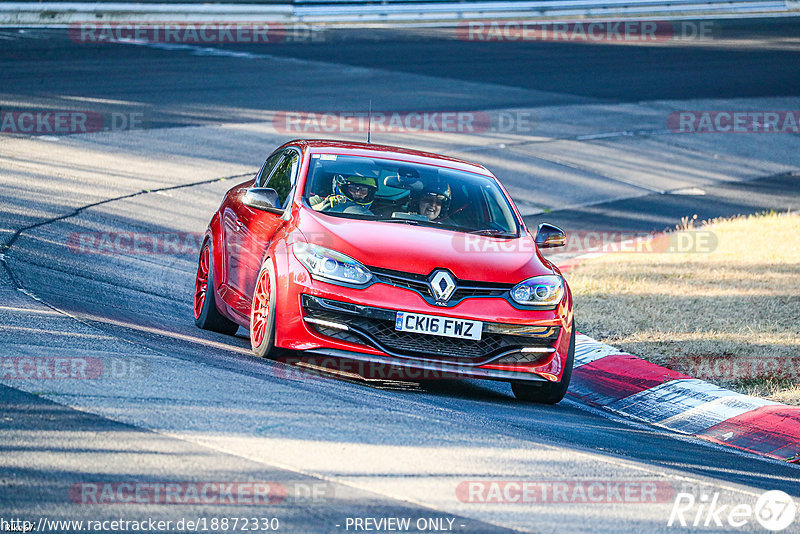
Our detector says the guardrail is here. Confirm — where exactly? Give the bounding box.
[295,0,795,21]
[0,0,796,26]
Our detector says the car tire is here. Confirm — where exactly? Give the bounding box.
[250,259,277,358]
[511,324,575,404]
[194,241,240,335]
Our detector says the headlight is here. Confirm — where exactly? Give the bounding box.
[510,275,564,307]
[293,243,372,286]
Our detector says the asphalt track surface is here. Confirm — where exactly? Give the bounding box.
[1,18,800,534]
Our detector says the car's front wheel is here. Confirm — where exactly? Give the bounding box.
[511,325,575,404]
[250,259,277,358]
[194,241,239,335]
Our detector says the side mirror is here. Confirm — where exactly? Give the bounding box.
[535,223,566,248]
[243,188,282,214]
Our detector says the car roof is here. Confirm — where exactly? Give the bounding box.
[284,139,494,177]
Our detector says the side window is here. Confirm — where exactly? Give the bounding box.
[266,151,299,208]
[256,151,283,187]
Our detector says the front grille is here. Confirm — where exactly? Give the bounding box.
[369,267,430,295]
[302,295,558,364]
[369,266,512,306]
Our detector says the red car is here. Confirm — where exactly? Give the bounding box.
[194,139,574,403]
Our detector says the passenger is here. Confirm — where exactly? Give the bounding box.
[310,173,378,215]
[414,180,451,221]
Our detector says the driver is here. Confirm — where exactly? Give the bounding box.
[310,173,378,214]
[414,180,451,221]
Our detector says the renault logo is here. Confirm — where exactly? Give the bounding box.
[429,270,456,304]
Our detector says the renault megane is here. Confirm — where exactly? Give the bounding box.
[194,139,574,403]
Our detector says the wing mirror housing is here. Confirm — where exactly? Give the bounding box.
[243,188,283,214]
[534,223,567,248]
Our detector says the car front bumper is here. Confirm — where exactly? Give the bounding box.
[275,252,573,383]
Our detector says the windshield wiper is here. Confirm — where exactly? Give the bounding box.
[382,218,422,226]
[468,229,517,238]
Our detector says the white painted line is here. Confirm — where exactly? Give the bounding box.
[668,187,706,195]
[124,40,267,60]
[18,288,45,303]
[574,129,674,141]
[575,131,635,140]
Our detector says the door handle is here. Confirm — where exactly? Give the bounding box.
[233,219,245,231]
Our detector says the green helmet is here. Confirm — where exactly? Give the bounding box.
[332,173,378,208]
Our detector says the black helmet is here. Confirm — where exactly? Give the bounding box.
[419,179,451,212]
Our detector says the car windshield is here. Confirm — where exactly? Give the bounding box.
[302,154,520,236]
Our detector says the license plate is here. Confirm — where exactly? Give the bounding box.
[395,311,482,341]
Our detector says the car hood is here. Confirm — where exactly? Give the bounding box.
[297,209,554,284]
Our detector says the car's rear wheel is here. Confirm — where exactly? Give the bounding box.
[194,242,239,335]
[511,324,575,404]
[250,260,277,358]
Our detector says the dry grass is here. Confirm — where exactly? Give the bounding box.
[566,211,800,405]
